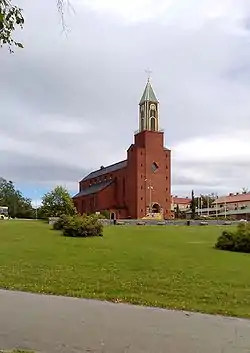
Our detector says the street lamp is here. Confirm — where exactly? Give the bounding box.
[145,179,153,215]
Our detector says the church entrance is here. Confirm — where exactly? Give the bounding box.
[110,212,116,220]
[152,203,160,213]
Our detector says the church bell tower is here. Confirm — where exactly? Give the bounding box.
[125,75,171,220]
[139,78,159,132]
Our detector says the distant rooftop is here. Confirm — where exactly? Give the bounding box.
[172,197,191,204]
[216,192,250,204]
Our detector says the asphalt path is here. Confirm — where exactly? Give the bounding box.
[1,290,250,353]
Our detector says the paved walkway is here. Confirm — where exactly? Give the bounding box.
[1,290,250,353]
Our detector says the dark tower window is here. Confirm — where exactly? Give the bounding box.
[141,106,145,130]
[150,118,156,131]
[151,162,159,173]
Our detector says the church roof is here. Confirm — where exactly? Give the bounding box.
[139,79,158,105]
[73,180,114,198]
[81,160,127,182]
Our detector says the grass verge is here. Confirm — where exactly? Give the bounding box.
[0,220,250,318]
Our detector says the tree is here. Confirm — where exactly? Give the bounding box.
[40,186,76,218]
[0,0,24,52]
[190,190,196,219]
[0,0,69,52]
[199,193,216,209]
[175,204,180,219]
[0,177,34,218]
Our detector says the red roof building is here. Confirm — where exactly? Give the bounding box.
[215,192,250,211]
[171,196,191,218]
[73,79,171,220]
[172,196,191,208]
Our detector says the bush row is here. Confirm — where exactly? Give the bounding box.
[53,214,103,237]
[216,223,250,253]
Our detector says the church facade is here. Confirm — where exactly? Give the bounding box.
[73,79,171,219]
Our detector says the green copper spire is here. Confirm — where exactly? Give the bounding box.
[139,79,158,105]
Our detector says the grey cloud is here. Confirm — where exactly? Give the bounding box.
[0,151,88,185]
[172,174,219,187]
[1,0,250,195]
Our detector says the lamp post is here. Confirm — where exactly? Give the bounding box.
[145,179,153,215]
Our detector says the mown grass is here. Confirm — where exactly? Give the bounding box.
[0,220,250,318]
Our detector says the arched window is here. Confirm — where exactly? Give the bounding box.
[150,117,156,131]
[141,107,145,130]
[150,109,156,117]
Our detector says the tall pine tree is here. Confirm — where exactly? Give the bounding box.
[190,190,196,219]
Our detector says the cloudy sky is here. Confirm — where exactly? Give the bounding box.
[1,0,250,205]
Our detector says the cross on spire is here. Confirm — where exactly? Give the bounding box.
[145,68,152,82]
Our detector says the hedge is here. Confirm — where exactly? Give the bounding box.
[215,222,250,253]
[53,214,103,237]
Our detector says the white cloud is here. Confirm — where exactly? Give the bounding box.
[173,129,250,163]
[172,129,250,194]
[31,199,42,208]
[77,0,249,30]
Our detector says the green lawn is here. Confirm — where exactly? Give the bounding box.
[0,221,250,318]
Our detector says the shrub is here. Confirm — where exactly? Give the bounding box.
[53,214,103,237]
[215,223,250,253]
[53,214,71,230]
[100,210,110,219]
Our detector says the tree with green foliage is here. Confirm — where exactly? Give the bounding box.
[100,209,110,219]
[175,203,180,219]
[0,177,34,218]
[0,0,69,52]
[0,0,24,52]
[190,190,196,219]
[199,193,216,209]
[40,186,76,218]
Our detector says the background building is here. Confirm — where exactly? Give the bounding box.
[216,192,250,220]
[171,196,191,219]
[216,192,250,211]
[73,79,171,220]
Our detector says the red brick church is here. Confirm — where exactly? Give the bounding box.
[73,79,171,219]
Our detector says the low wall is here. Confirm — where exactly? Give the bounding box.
[99,219,241,226]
